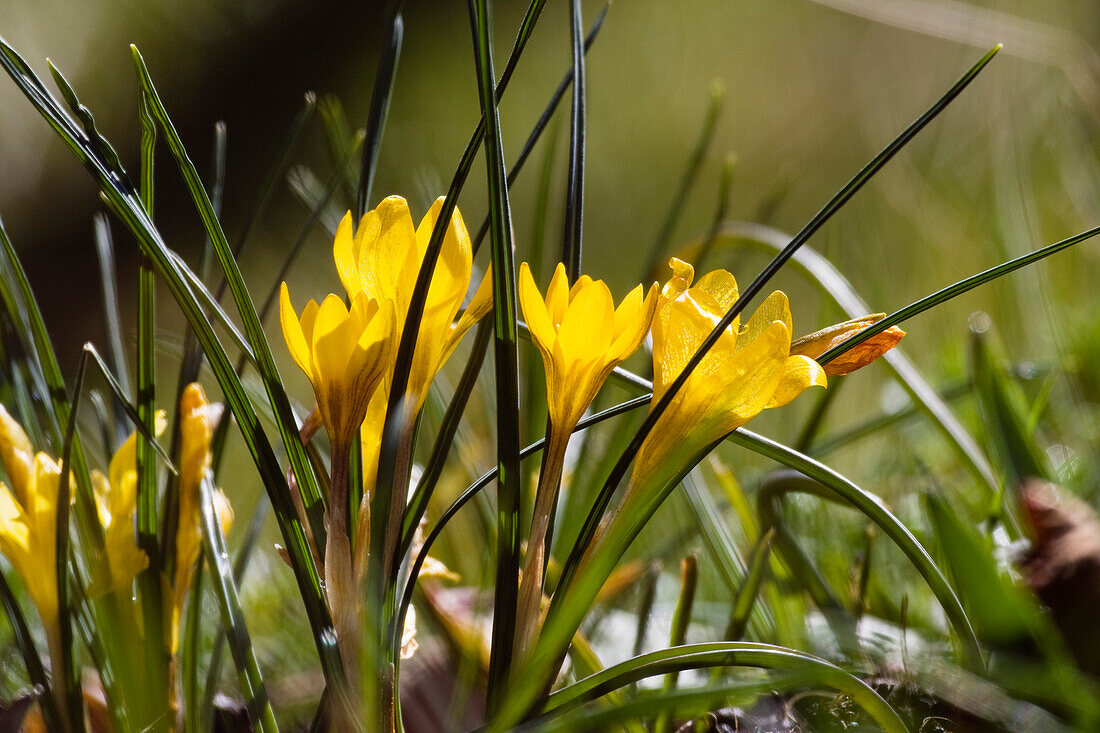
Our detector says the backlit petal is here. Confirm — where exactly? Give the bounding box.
[737,291,791,352]
[280,284,313,378]
[0,405,34,508]
[333,212,360,298]
[768,355,827,408]
[520,263,556,354]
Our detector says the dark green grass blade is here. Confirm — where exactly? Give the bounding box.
[529,643,908,733]
[199,476,279,733]
[641,83,724,279]
[399,320,492,559]
[56,350,88,733]
[557,46,1003,608]
[471,5,608,257]
[131,45,329,564]
[0,568,62,731]
[0,39,345,696]
[356,11,403,218]
[970,327,1052,490]
[92,215,131,440]
[469,0,524,704]
[561,0,586,279]
[82,343,175,468]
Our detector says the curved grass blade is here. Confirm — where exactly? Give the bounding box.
[0,40,346,698]
[556,46,1003,614]
[532,642,909,733]
[735,439,982,665]
[722,528,775,644]
[0,568,63,732]
[356,11,403,217]
[469,0,524,705]
[199,476,279,733]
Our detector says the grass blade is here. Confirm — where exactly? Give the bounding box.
[199,476,279,733]
[534,642,908,733]
[562,0,587,278]
[469,0,524,706]
[356,11,403,217]
[91,215,131,441]
[652,555,697,733]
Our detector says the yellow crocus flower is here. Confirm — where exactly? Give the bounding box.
[87,414,164,599]
[519,262,659,434]
[633,258,828,487]
[333,196,492,412]
[279,285,394,453]
[0,448,62,628]
[513,262,658,664]
[332,196,492,501]
[171,383,232,653]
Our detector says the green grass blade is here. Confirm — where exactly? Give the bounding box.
[92,215,131,439]
[199,476,279,733]
[722,528,775,643]
[558,47,1002,605]
[641,82,724,278]
[55,349,88,733]
[399,321,492,559]
[0,568,63,732]
[680,472,775,638]
[469,0,524,705]
[131,45,329,563]
[534,642,909,733]
[562,0,587,278]
[356,11,403,217]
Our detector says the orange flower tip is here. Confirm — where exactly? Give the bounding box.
[790,314,905,376]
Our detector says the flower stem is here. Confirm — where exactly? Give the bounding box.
[325,439,361,729]
[513,427,570,669]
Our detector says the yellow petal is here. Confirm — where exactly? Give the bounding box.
[279,283,313,378]
[660,258,695,303]
[706,320,791,426]
[519,262,556,354]
[610,282,659,361]
[768,355,828,408]
[555,278,614,366]
[372,196,418,311]
[0,405,34,509]
[332,212,360,299]
[694,269,739,312]
[0,483,30,551]
[545,263,571,326]
[737,291,791,352]
[447,264,494,357]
